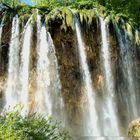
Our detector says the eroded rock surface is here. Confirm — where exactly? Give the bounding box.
[128,118,140,140]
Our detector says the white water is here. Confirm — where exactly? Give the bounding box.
[19,22,32,115]
[36,15,63,117]
[114,22,138,120]
[47,32,62,94]
[124,29,138,119]
[36,22,52,115]
[5,16,20,110]
[47,32,64,122]
[100,17,120,136]
[0,16,4,71]
[2,13,138,140]
[75,17,100,136]
[47,32,63,116]
[0,17,4,46]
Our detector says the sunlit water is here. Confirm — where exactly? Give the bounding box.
[100,17,120,136]
[36,14,63,118]
[75,17,101,136]
[5,15,20,110]
[19,22,32,115]
[36,21,52,115]
[0,16,5,71]
[47,32,64,120]
[0,16,4,47]
[1,13,139,140]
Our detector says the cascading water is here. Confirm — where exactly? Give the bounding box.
[100,17,120,136]
[123,28,138,119]
[0,16,4,71]
[1,9,140,140]
[47,32,63,120]
[47,32,62,95]
[114,22,138,120]
[36,15,63,118]
[75,16,101,136]
[5,15,20,110]
[36,20,52,115]
[0,16,4,47]
[19,21,32,114]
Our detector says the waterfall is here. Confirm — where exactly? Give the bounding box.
[47,32,62,95]
[5,15,20,109]
[47,32,63,119]
[19,22,32,114]
[2,10,140,140]
[36,15,63,118]
[123,28,138,119]
[114,22,138,120]
[75,16,100,136]
[0,17,4,47]
[0,16,4,71]
[36,22,52,115]
[100,17,120,136]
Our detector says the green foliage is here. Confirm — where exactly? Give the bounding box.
[0,0,20,8]
[0,108,71,140]
[71,0,96,9]
[0,0,140,32]
[32,0,62,11]
[103,0,140,28]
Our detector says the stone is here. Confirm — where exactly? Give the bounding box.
[128,118,140,140]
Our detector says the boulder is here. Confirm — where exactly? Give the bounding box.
[128,118,140,140]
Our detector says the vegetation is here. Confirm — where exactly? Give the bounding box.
[0,0,20,8]
[0,0,140,42]
[0,108,71,140]
[0,0,139,27]
[33,0,140,28]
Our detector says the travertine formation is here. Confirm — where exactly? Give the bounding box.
[128,118,140,140]
[0,14,140,138]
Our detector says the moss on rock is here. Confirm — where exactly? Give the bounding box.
[128,118,140,140]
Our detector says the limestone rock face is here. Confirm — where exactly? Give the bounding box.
[128,118,140,140]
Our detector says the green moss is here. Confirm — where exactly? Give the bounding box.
[61,7,74,31]
[135,30,140,46]
[45,7,62,29]
[77,9,96,25]
[46,7,74,31]
[126,23,133,39]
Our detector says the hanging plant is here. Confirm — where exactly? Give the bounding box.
[61,7,74,31]
[78,9,96,25]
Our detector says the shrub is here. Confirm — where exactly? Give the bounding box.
[0,107,71,140]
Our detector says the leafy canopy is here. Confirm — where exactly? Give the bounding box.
[0,0,140,29]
